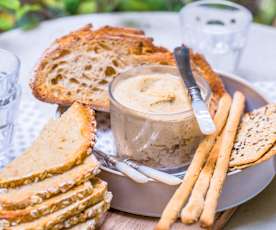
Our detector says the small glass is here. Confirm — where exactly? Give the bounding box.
[109,65,211,170]
[180,0,252,73]
[0,49,21,161]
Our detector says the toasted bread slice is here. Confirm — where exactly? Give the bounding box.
[0,154,100,210]
[31,25,225,114]
[0,102,96,188]
[54,192,112,230]
[8,179,107,230]
[30,24,173,111]
[0,181,94,225]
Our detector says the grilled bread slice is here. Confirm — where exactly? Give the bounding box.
[31,24,174,112]
[0,154,100,210]
[0,102,96,188]
[8,179,107,230]
[0,181,94,225]
[54,192,112,230]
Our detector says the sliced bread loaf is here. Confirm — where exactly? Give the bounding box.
[0,154,100,210]
[0,181,94,225]
[54,192,112,230]
[0,102,96,188]
[8,179,107,230]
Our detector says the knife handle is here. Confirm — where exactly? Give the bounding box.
[137,165,182,186]
[115,161,149,184]
[174,46,196,88]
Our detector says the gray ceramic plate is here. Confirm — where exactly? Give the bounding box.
[98,72,275,217]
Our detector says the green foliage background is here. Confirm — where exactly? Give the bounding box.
[0,0,275,32]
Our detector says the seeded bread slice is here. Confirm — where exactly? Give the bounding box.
[8,179,107,230]
[0,102,96,188]
[230,104,276,167]
[66,214,104,230]
[0,181,94,225]
[54,192,112,230]
[0,154,100,210]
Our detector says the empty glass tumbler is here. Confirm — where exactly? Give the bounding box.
[0,49,21,161]
[180,0,252,73]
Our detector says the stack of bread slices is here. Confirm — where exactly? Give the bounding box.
[0,102,111,230]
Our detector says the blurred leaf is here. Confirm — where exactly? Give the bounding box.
[78,1,97,14]
[63,0,80,14]
[43,0,63,9]
[96,0,119,12]
[16,13,40,30]
[257,0,276,24]
[0,0,20,10]
[0,12,15,30]
[16,4,41,20]
[117,0,167,11]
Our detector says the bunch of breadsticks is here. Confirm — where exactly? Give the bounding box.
[156,91,245,230]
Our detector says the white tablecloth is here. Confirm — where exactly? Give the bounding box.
[0,12,276,230]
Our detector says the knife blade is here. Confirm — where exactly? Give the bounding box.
[174,46,216,135]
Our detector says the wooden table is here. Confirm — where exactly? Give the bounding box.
[101,208,237,230]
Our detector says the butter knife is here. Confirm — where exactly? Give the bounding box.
[174,46,216,135]
[94,149,149,184]
[124,159,182,186]
[94,149,181,185]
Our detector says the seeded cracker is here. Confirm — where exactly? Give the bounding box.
[233,144,276,170]
[229,104,276,167]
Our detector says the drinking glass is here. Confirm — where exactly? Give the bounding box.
[180,0,252,73]
[0,49,21,162]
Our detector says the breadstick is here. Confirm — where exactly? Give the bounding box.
[181,135,223,224]
[155,93,232,230]
[200,91,245,228]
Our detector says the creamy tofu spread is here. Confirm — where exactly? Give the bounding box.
[113,73,192,114]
